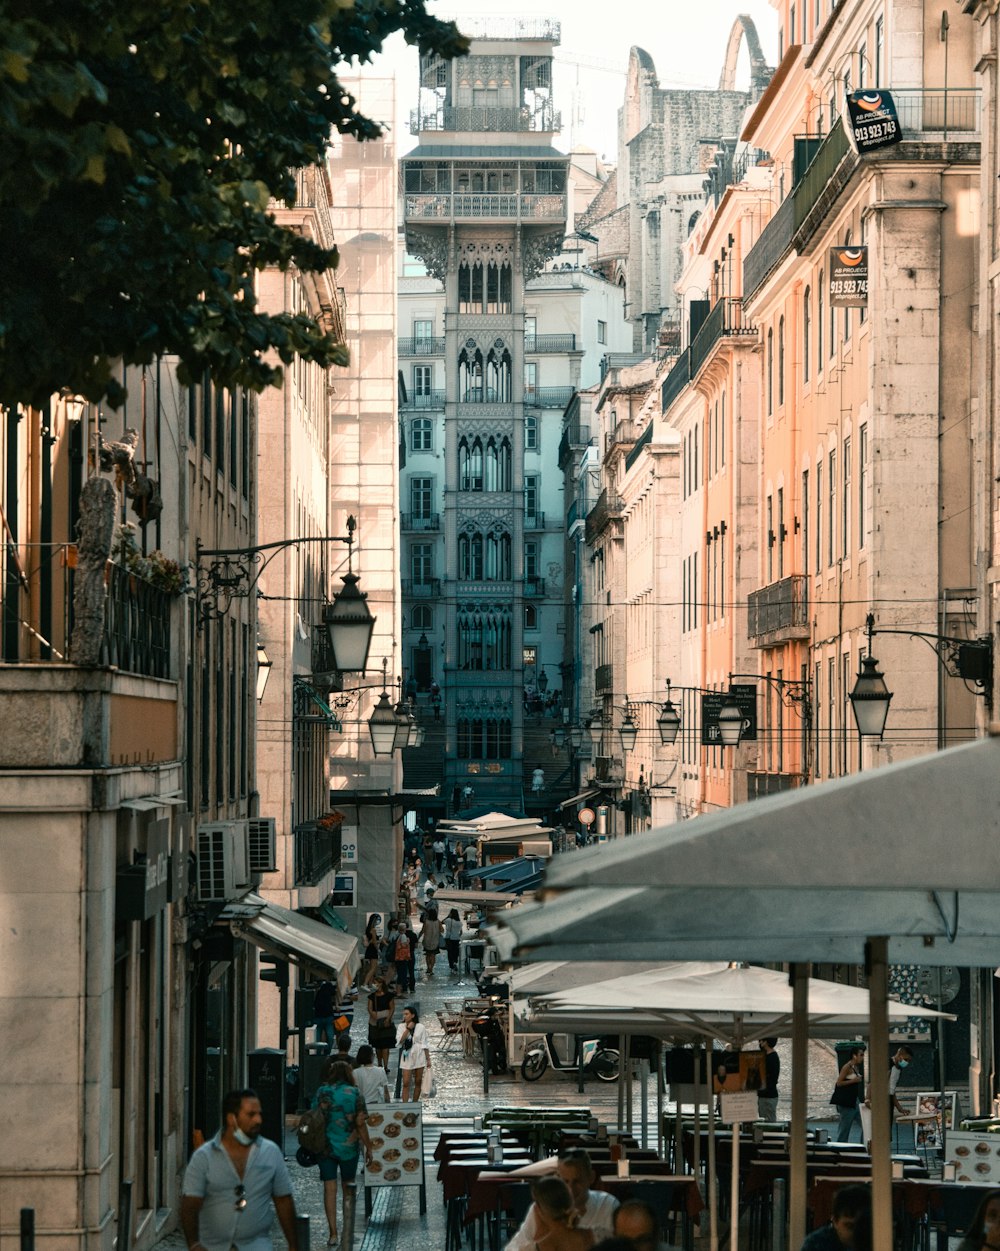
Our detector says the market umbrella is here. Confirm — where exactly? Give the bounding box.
[490,732,1000,1251]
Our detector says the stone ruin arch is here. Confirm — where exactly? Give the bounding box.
[718,14,771,95]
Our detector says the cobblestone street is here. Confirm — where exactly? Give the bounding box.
[160,946,846,1251]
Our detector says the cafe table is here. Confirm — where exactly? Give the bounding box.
[808,1175,941,1251]
[596,1173,704,1251]
[439,1151,534,1251]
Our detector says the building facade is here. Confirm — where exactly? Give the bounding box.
[400,22,628,817]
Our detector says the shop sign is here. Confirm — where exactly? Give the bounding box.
[116,819,171,921]
[829,246,869,308]
[845,89,901,153]
[700,685,757,745]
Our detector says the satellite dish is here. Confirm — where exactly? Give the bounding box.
[916,965,961,1005]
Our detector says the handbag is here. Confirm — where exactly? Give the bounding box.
[369,1024,396,1048]
[830,1082,858,1108]
[421,1062,437,1098]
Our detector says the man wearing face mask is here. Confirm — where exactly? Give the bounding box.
[180,1088,298,1251]
[866,1046,913,1125]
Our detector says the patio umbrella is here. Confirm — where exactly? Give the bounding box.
[489,731,1000,1251]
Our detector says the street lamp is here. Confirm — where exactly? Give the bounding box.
[716,696,746,747]
[368,659,400,756]
[656,693,681,745]
[618,704,638,753]
[256,645,272,703]
[849,653,893,739]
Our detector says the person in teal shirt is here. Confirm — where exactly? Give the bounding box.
[313,1063,374,1250]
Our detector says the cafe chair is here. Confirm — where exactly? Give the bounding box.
[494,1182,534,1251]
[436,1007,463,1053]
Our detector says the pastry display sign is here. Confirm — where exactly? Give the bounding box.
[364,1104,425,1189]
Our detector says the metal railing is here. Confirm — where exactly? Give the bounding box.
[398,337,445,356]
[294,823,342,887]
[743,191,796,301]
[584,488,624,544]
[891,87,981,137]
[2,543,172,678]
[623,420,654,472]
[524,387,575,408]
[525,334,577,352]
[523,577,546,597]
[659,347,691,414]
[404,194,566,221]
[594,665,614,694]
[401,512,440,531]
[524,512,546,530]
[409,105,561,134]
[400,390,446,410]
[747,574,810,644]
[401,578,441,597]
[689,297,757,379]
[458,16,560,39]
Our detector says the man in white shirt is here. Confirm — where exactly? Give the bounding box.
[505,1149,618,1251]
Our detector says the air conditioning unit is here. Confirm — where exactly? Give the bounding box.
[197,821,252,902]
[248,817,277,873]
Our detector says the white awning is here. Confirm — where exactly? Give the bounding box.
[229,893,359,996]
[431,889,521,906]
[557,789,600,810]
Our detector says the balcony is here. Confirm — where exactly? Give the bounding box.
[404,194,566,222]
[743,190,796,302]
[688,297,756,380]
[594,663,613,694]
[584,489,624,545]
[294,821,342,887]
[523,577,546,597]
[524,387,575,409]
[605,417,640,457]
[409,105,561,134]
[891,87,981,137]
[399,337,445,356]
[310,623,344,692]
[747,771,802,800]
[659,347,691,414]
[402,578,441,597]
[401,512,440,532]
[623,420,654,472]
[400,390,446,410]
[525,334,577,353]
[524,512,546,531]
[593,754,624,785]
[747,574,810,646]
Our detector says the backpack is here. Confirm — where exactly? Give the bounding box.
[394,931,411,961]
[296,1097,330,1156]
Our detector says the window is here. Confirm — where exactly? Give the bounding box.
[858,423,868,548]
[524,361,537,401]
[411,418,432,451]
[524,475,539,520]
[857,42,867,89]
[842,436,851,556]
[875,17,884,86]
[720,391,726,468]
[778,315,785,406]
[803,288,811,384]
[524,540,539,580]
[843,234,852,341]
[815,460,822,574]
[827,449,836,566]
[525,415,538,450]
[410,476,434,521]
[524,315,537,348]
[778,487,785,578]
[457,715,512,758]
[766,328,774,415]
[413,364,432,397]
[814,0,821,36]
[458,436,484,491]
[457,608,512,672]
[411,605,432,630]
[413,319,433,346]
[458,531,484,580]
[802,470,810,574]
[484,436,512,491]
[411,543,433,585]
[597,320,607,344]
[817,274,824,375]
[789,4,796,44]
[693,422,699,488]
[524,603,538,630]
[766,494,774,582]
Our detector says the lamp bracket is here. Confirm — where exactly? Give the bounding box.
[195,518,357,626]
[728,671,813,721]
[865,612,994,707]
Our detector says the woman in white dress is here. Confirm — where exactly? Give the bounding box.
[395,1005,430,1102]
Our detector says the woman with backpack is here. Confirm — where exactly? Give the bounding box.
[312,1062,373,1249]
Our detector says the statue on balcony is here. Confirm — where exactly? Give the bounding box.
[69,476,116,667]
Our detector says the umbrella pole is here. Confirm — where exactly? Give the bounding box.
[707,1042,718,1251]
[619,1033,627,1130]
[731,1113,740,1251]
[868,938,892,1251]
[789,963,809,1251]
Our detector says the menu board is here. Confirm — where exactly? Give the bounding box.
[944,1130,1000,1183]
[364,1103,424,1187]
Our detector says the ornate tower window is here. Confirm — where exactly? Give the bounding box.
[458,436,484,490]
[483,436,512,490]
[458,348,484,401]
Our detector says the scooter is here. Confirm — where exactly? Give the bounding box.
[520,1033,620,1082]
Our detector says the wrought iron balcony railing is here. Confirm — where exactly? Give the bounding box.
[747,574,810,645]
[659,348,691,414]
[524,387,575,409]
[525,334,577,352]
[688,297,756,379]
[409,105,561,134]
[294,822,342,887]
[398,337,445,356]
[401,512,440,532]
[404,194,566,221]
[401,578,442,597]
[400,390,446,410]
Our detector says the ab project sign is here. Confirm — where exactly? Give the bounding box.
[845,90,901,154]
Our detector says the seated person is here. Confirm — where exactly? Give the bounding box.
[509,1177,594,1251]
[505,1150,617,1251]
[800,1184,871,1251]
[613,1199,665,1251]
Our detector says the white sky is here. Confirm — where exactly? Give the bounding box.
[353,1,780,162]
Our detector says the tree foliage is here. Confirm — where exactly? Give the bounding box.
[0,0,467,407]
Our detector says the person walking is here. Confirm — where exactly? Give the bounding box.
[443,908,463,974]
[396,1006,430,1102]
[830,1046,866,1142]
[180,1088,298,1251]
[757,1037,780,1122]
[313,1061,374,1251]
[421,906,442,979]
[312,979,336,1049]
[432,835,446,873]
[366,976,395,1071]
[352,1046,391,1107]
[360,916,380,990]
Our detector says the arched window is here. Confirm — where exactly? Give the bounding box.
[766,328,774,415]
[778,315,785,406]
[485,348,512,402]
[458,262,485,314]
[525,415,538,450]
[456,715,513,759]
[483,437,511,491]
[524,603,538,630]
[411,605,432,630]
[485,529,512,580]
[458,436,484,490]
[803,287,811,384]
[458,348,484,402]
[458,531,484,580]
